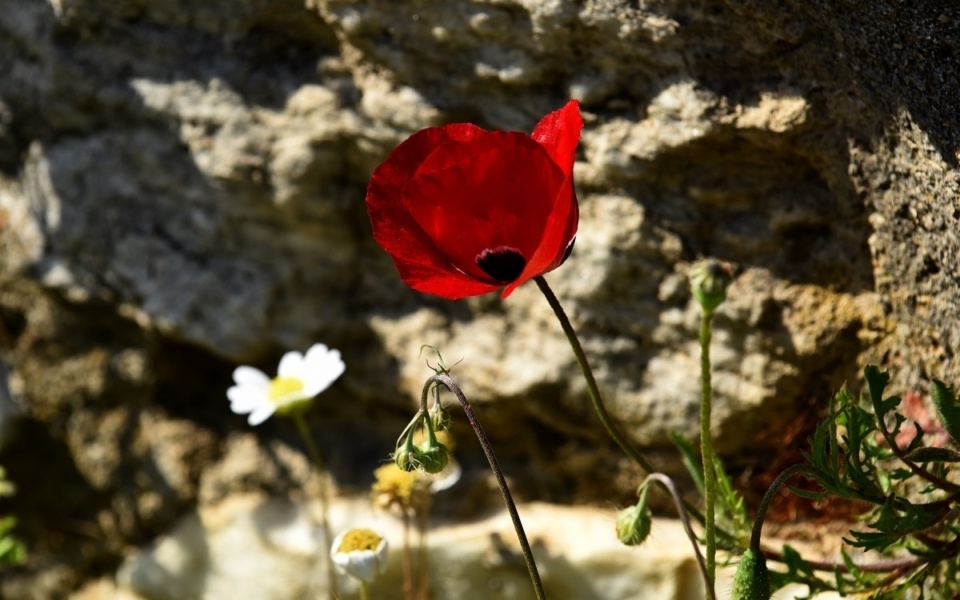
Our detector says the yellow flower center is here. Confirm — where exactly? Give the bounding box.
[372,463,418,503]
[338,528,383,553]
[268,376,304,404]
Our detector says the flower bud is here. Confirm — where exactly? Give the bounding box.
[393,444,419,472]
[416,440,450,474]
[429,403,451,433]
[731,548,771,600]
[615,504,652,546]
[690,260,732,315]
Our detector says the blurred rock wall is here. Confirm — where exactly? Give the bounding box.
[1,0,959,596]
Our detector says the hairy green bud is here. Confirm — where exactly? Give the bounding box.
[393,445,419,472]
[615,504,652,546]
[690,260,732,315]
[731,548,770,600]
[416,440,450,475]
[429,404,451,433]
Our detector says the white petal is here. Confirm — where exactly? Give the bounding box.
[353,552,380,584]
[373,538,389,574]
[277,350,305,378]
[303,343,331,365]
[228,386,267,414]
[284,344,329,381]
[301,346,345,397]
[247,405,277,426]
[233,366,269,388]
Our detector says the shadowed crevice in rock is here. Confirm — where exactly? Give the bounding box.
[642,129,873,293]
[0,420,117,598]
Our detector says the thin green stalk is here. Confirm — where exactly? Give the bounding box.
[533,276,654,474]
[645,473,715,600]
[359,581,369,600]
[293,413,337,600]
[534,276,729,546]
[699,312,717,592]
[401,510,414,600]
[429,374,546,600]
[415,504,430,600]
[749,464,809,552]
[535,272,729,591]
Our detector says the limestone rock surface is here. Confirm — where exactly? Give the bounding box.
[1,0,959,596]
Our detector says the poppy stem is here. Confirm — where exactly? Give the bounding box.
[749,464,811,553]
[533,276,654,474]
[292,413,338,600]
[643,473,715,600]
[698,311,717,593]
[425,373,547,600]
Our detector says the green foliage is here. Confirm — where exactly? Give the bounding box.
[713,454,751,549]
[671,432,751,550]
[763,367,960,598]
[670,432,705,495]
[932,379,960,446]
[0,466,25,567]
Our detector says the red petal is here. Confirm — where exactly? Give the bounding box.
[501,181,578,297]
[401,131,565,285]
[501,101,582,297]
[367,101,582,300]
[367,123,502,299]
[531,99,582,177]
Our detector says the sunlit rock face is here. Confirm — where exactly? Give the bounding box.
[1,0,958,596]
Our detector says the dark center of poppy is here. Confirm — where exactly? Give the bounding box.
[476,246,526,283]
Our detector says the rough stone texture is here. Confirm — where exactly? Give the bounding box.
[1,0,959,595]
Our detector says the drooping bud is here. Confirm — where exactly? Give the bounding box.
[393,446,418,472]
[615,504,652,546]
[731,548,771,600]
[429,402,451,433]
[416,440,450,474]
[394,431,420,472]
[615,484,653,546]
[690,260,732,315]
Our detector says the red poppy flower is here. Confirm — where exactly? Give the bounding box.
[366,100,582,300]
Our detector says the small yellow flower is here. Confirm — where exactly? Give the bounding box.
[372,463,419,511]
[227,343,345,426]
[331,527,389,584]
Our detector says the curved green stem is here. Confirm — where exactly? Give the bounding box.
[427,374,546,600]
[644,473,715,600]
[534,276,733,547]
[359,580,369,600]
[699,311,717,591]
[293,413,337,600]
[750,464,810,552]
[533,276,654,474]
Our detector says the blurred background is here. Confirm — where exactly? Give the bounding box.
[1,0,959,598]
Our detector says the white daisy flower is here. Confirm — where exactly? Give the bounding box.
[330,527,389,584]
[227,343,345,426]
